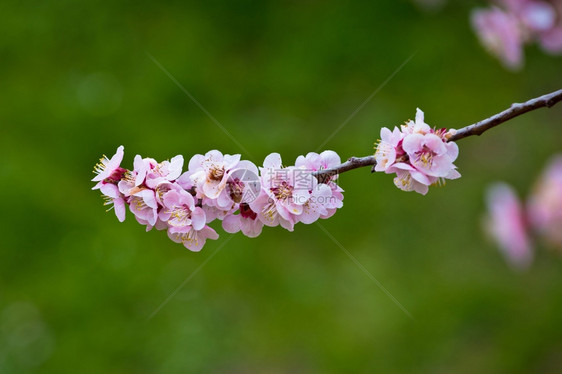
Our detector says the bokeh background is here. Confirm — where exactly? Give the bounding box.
[1,0,562,372]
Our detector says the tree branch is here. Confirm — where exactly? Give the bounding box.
[448,89,562,141]
[315,156,376,182]
[313,89,562,180]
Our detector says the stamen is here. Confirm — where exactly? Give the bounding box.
[93,155,109,175]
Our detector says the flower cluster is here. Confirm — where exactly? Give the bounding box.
[471,0,562,70]
[93,147,344,251]
[485,155,562,269]
[374,108,461,195]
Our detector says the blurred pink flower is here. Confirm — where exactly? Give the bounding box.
[528,155,562,249]
[518,1,556,32]
[472,0,562,69]
[485,183,533,269]
[539,25,562,52]
[471,7,524,70]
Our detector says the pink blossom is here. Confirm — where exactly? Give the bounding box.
[539,26,562,53]
[294,150,345,219]
[472,0,562,68]
[485,183,533,269]
[117,155,150,196]
[153,181,182,206]
[388,162,436,195]
[160,189,206,231]
[196,159,260,223]
[144,155,184,189]
[527,155,562,249]
[295,150,341,174]
[92,145,126,189]
[149,218,170,232]
[201,204,235,223]
[222,203,264,237]
[298,183,333,224]
[250,153,310,231]
[215,159,260,210]
[167,226,219,252]
[519,1,556,32]
[160,189,218,251]
[536,0,562,53]
[374,109,461,195]
[401,107,432,135]
[402,130,458,178]
[132,155,149,187]
[374,127,404,172]
[181,150,241,199]
[504,0,562,53]
[94,147,347,250]
[320,184,344,219]
[129,189,158,227]
[471,7,524,70]
[99,183,126,222]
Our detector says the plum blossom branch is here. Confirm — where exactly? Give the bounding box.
[314,89,562,180]
[92,90,561,251]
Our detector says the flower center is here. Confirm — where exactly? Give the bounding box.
[106,167,127,183]
[416,147,434,168]
[170,206,191,227]
[152,163,166,177]
[133,197,148,210]
[262,200,278,221]
[227,178,245,203]
[155,184,172,201]
[176,229,199,246]
[398,174,413,188]
[209,165,225,181]
[271,181,293,201]
[240,203,257,220]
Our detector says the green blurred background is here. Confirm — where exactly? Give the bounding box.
[1,0,562,372]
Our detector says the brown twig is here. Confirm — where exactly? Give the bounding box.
[313,89,562,180]
[314,156,376,182]
[448,89,562,141]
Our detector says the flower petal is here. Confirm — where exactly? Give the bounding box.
[222,214,241,234]
[402,133,424,155]
[191,207,206,231]
[263,153,282,169]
